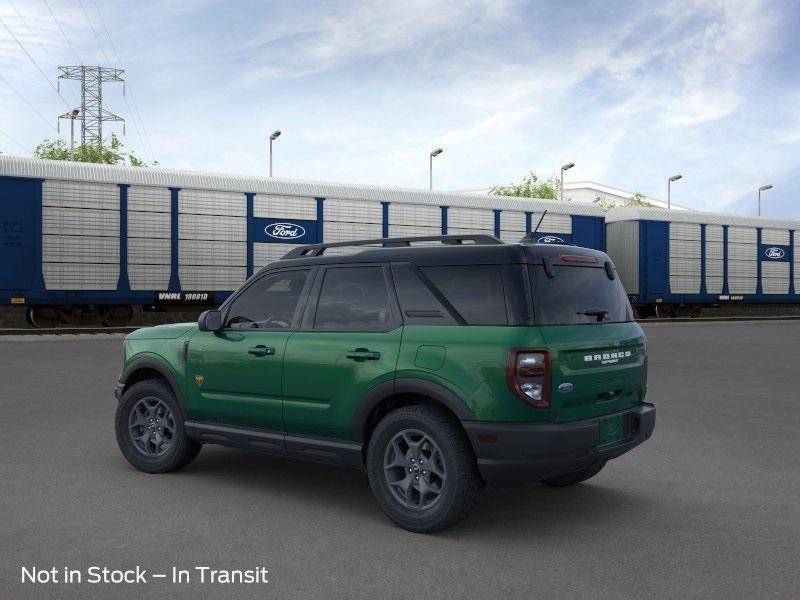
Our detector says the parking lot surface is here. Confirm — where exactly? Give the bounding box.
[1,321,799,599]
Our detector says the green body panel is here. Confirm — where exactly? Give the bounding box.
[125,322,196,340]
[185,330,292,430]
[539,322,647,422]
[282,328,403,439]
[396,325,549,422]
[121,320,647,438]
[122,329,194,406]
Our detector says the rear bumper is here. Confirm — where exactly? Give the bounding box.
[462,403,655,488]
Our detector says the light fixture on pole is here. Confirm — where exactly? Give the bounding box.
[429,148,443,190]
[667,174,682,209]
[69,108,80,160]
[57,108,81,161]
[560,162,575,201]
[269,130,281,177]
[758,184,773,216]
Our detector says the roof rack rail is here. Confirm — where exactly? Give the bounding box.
[282,234,503,259]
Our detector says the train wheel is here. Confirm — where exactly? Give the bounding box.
[29,306,64,328]
[102,305,133,327]
[689,304,702,318]
[25,308,36,327]
[654,304,674,319]
[674,304,693,318]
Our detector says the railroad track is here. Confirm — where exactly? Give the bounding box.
[0,326,139,336]
[639,315,800,323]
[2,315,800,335]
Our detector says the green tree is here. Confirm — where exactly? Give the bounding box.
[593,191,653,212]
[489,171,562,199]
[34,134,155,166]
[628,191,652,207]
[593,194,617,211]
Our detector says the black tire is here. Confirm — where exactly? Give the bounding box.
[367,405,484,533]
[115,379,201,474]
[540,462,605,487]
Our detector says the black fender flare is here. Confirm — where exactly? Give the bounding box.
[351,378,476,442]
[118,357,187,413]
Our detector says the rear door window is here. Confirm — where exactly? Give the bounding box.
[421,265,507,325]
[530,264,633,325]
[314,266,393,331]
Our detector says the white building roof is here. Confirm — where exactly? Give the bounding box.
[452,181,687,210]
[606,205,800,230]
[0,156,605,217]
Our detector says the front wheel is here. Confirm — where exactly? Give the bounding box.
[367,405,484,533]
[115,379,201,473]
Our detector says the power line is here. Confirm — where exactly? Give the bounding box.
[0,127,30,153]
[0,72,59,132]
[90,0,156,162]
[42,0,84,66]
[7,0,80,106]
[76,0,112,64]
[0,14,70,108]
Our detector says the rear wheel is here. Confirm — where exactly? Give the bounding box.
[115,379,201,473]
[367,405,484,533]
[541,462,605,487]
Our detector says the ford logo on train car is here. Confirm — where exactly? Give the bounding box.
[764,246,786,260]
[265,222,306,240]
[537,235,565,244]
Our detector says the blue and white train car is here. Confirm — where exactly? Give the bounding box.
[606,206,800,317]
[0,157,605,326]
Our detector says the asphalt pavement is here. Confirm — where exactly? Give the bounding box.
[1,321,799,599]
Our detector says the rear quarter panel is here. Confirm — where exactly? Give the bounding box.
[397,325,551,422]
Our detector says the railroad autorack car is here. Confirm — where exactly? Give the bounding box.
[0,157,605,327]
[605,206,800,317]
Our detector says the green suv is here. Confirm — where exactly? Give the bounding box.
[114,235,655,532]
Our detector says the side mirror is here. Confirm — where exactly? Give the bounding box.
[198,309,223,332]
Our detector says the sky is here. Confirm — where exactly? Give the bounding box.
[1,0,799,218]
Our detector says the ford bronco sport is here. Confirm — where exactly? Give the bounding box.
[114,234,655,533]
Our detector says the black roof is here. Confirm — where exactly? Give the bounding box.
[263,235,611,270]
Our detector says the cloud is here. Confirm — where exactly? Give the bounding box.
[0,0,798,220]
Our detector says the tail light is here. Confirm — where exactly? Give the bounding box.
[507,349,551,409]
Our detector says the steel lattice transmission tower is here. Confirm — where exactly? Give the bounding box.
[57,66,125,146]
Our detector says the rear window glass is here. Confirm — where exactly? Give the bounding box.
[530,265,633,325]
[421,265,507,325]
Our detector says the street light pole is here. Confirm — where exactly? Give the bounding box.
[667,174,683,209]
[69,108,80,161]
[429,148,443,190]
[269,130,281,177]
[560,162,575,201]
[758,184,773,216]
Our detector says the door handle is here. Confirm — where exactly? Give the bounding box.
[346,348,381,361]
[248,345,275,357]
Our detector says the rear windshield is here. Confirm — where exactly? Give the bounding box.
[530,264,633,325]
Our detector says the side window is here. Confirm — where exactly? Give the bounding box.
[391,264,457,325]
[314,266,392,331]
[421,265,507,325]
[226,269,309,329]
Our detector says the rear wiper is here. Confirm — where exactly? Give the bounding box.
[577,309,608,322]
